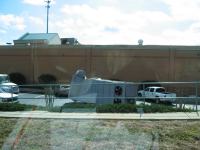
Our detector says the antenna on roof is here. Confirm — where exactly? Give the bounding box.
[45,0,51,33]
[138,39,143,46]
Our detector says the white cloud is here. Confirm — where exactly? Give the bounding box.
[0,29,6,34]
[189,22,200,32]
[162,31,200,45]
[0,14,26,31]
[2,0,200,45]
[0,39,4,45]
[29,16,44,27]
[162,22,200,45]
[53,4,173,44]
[162,0,200,21]
[22,0,56,6]
[57,2,200,45]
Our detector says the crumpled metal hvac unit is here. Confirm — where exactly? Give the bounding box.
[68,70,137,104]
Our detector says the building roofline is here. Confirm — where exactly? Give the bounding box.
[17,32,29,40]
[1,44,200,51]
[15,32,60,40]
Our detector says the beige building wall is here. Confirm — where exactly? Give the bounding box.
[33,47,88,83]
[0,45,200,84]
[0,46,32,82]
[174,50,200,81]
[90,48,170,82]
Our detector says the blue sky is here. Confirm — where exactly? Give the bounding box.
[1,0,200,45]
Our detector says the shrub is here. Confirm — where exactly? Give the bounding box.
[96,104,137,113]
[38,74,57,84]
[0,103,35,111]
[9,72,26,85]
[62,102,96,108]
[96,103,193,113]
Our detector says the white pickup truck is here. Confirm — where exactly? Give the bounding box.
[138,86,176,104]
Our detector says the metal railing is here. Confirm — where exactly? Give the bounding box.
[0,82,200,111]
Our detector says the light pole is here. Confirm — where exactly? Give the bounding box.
[45,0,51,33]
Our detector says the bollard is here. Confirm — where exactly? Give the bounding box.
[137,108,144,118]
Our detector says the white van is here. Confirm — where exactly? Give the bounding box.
[0,74,19,94]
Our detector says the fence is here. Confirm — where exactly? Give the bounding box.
[0,82,200,111]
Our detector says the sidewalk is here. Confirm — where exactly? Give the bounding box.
[0,111,199,120]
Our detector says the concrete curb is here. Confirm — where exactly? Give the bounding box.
[0,111,199,120]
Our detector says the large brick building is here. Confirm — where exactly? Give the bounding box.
[0,33,199,84]
[0,43,200,84]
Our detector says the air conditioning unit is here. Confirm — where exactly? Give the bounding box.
[68,70,137,104]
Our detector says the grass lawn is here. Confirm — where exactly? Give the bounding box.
[0,118,17,147]
[0,118,199,150]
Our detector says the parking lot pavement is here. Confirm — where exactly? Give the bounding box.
[18,93,73,107]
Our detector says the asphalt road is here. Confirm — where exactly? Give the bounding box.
[18,93,73,107]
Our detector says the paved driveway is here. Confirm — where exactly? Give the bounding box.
[18,93,73,107]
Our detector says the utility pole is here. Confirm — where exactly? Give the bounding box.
[45,0,51,33]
